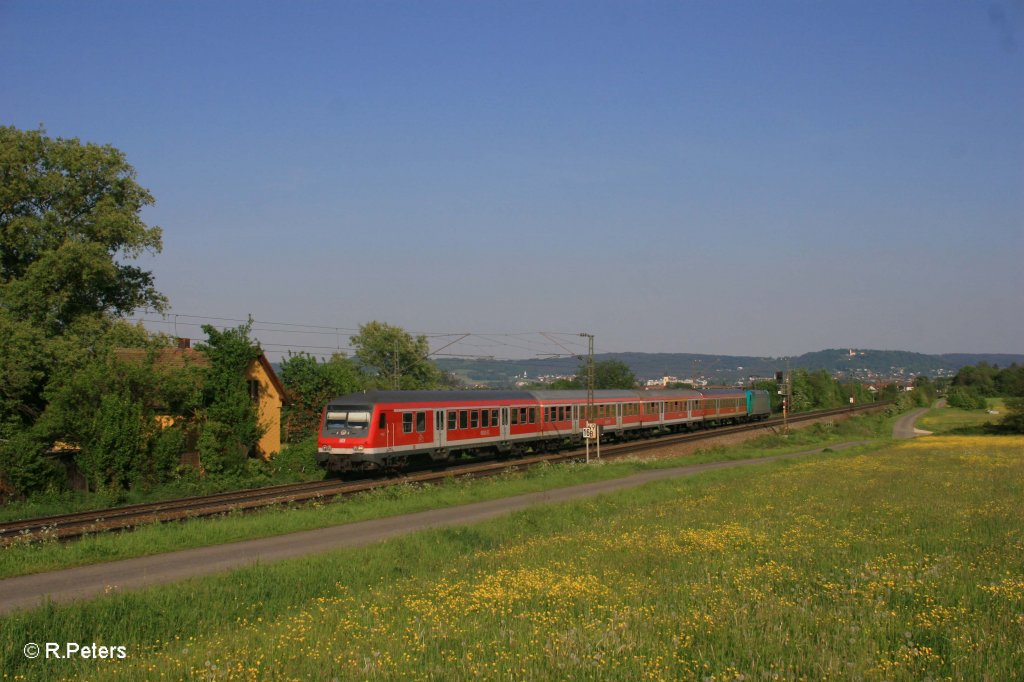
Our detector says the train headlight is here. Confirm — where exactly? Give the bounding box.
[353,446,364,453]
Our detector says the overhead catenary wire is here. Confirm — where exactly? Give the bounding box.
[127,310,611,368]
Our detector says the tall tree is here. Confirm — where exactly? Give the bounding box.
[195,322,265,473]
[350,321,441,390]
[279,352,366,442]
[0,127,166,494]
[0,126,165,331]
[575,359,638,390]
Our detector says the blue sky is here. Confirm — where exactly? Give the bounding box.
[2,1,1022,359]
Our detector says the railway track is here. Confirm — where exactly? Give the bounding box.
[0,402,887,543]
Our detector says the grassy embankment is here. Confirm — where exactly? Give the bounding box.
[917,398,1006,435]
[1,428,1021,680]
[0,413,890,580]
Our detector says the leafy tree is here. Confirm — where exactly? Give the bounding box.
[946,386,987,410]
[911,375,938,406]
[952,362,999,396]
[788,369,814,412]
[839,382,874,407]
[350,321,441,390]
[575,359,638,390]
[279,352,365,443]
[995,364,1024,397]
[37,326,204,491]
[78,391,146,492]
[195,322,265,473]
[0,126,165,332]
[879,384,900,402]
[0,126,165,495]
[1000,397,1024,433]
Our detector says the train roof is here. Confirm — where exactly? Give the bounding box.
[698,388,753,395]
[326,390,535,405]
[326,388,708,405]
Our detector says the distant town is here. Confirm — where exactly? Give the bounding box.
[436,348,1023,390]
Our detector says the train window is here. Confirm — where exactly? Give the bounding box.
[448,411,457,430]
[459,410,468,429]
[557,406,565,421]
[379,412,387,429]
[470,411,479,428]
[481,410,490,428]
[518,407,527,423]
[402,413,413,433]
[436,411,443,431]
[528,407,537,423]
[511,409,519,425]
[416,411,426,433]
[492,409,499,425]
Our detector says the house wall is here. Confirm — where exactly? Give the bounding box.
[246,361,284,458]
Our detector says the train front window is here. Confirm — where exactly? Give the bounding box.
[323,407,371,436]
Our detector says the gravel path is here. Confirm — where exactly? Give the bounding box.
[893,407,932,439]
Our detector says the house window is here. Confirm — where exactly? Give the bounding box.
[247,379,260,402]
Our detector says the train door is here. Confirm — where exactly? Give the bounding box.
[434,410,447,449]
[501,407,510,441]
[377,409,393,452]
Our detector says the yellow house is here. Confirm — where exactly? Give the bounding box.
[114,340,289,459]
[245,354,289,458]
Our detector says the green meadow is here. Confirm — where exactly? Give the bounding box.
[917,398,1006,435]
[2,428,1022,681]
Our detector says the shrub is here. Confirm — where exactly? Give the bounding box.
[1001,398,1024,434]
[946,386,987,410]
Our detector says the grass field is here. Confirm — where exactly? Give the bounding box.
[917,398,1005,434]
[0,414,888,580]
[2,431,1022,681]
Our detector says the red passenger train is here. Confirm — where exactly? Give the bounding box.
[316,388,771,472]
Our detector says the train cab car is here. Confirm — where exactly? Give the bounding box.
[316,390,537,472]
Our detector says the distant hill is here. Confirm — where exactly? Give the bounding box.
[435,349,1024,387]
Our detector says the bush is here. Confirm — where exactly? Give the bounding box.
[197,420,248,475]
[1001,398,1024,434]
[79,392,146,491]
[269,436,323,480]
[0,429,65,499]
[946,386,988,410]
